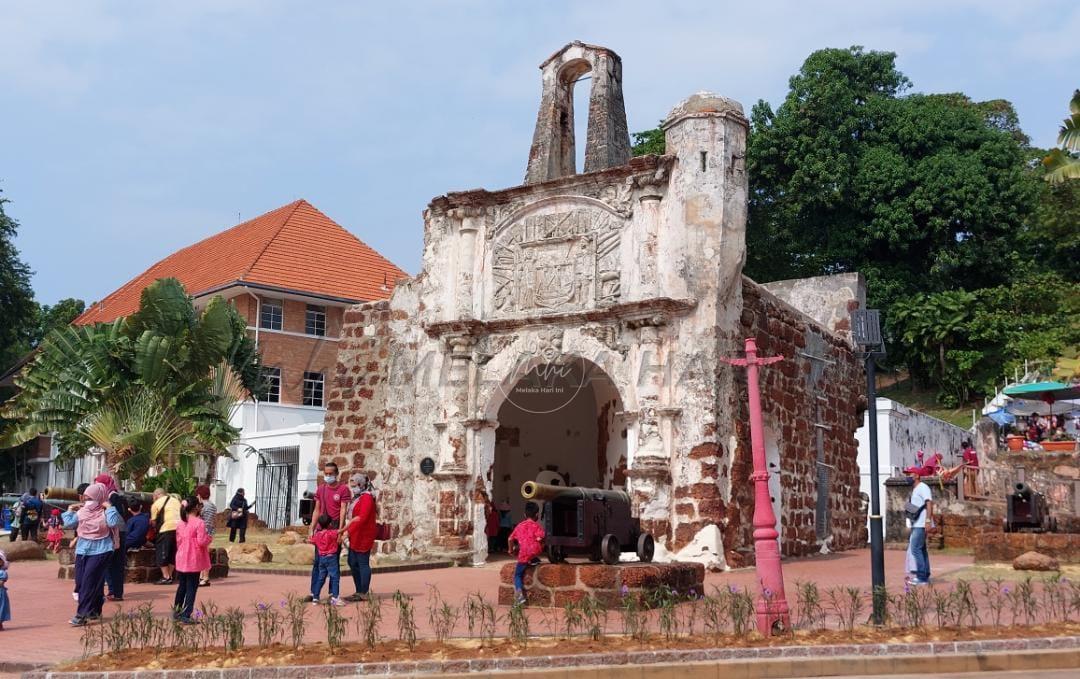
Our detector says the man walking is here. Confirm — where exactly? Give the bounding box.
[905,469,935,585]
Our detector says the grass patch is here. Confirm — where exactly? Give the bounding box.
[939,562,1080,583]
[879,380,977,429]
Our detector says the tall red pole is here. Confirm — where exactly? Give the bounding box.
[723,337,790,635]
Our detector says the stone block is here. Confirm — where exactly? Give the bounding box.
[1013,551,1060,571]
[277,532,302,545]
[284,544,315,565]
[537,564,576,587]
[4,540,45,561]
[228,543,273,564]
[578,564,617,589]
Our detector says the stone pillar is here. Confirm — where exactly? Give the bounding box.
[452,208,482,319]
[431,335,476,561]
[636,184,664,296]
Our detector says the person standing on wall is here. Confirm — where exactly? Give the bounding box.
[226,489,254,543]
[904,468,935,585]
[150,488,180,585]
[341,474,376,601]
[306,462,351,602]
[195,485,217,587]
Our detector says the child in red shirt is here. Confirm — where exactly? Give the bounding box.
[308,514,344,606]
[508,502,545,605]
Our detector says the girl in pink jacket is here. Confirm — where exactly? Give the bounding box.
[173,495,212,623]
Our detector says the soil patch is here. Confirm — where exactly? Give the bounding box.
[61,623,1080,671]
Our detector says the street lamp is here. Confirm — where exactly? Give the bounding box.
[851,309,886,625]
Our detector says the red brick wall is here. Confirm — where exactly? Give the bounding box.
[720,280,866,564]
[227,294,345,406]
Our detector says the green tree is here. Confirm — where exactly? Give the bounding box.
[1,278,263,482]
[631,126,665,157]
[0,191,37,375]
[33,298,86,344]
[745,47,1037,312]
[1042,89,1080,184]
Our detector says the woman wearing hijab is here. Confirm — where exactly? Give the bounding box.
[174,495,212,624]
[62,483,121,626]
[226,489,254,543]
[341,475,377,602]
[95,474,129,602]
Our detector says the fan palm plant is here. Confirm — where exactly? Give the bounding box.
[0,278,263,481]
[1043,90,1080,185]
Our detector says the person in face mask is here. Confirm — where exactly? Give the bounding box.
[306,462,351,602]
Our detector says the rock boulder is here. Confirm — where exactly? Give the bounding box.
[227,543,273,564]
[284,544,315,566]
[4,539,46,561]
[276,532,301,546]
[1012,550,1060,571]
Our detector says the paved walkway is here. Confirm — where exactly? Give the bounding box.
[1,548,974,668]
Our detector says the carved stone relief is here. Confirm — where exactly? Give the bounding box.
[491,208,624,316]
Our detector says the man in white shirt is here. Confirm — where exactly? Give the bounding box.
[906,469,935,585]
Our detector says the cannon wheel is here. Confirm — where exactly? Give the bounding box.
[547,544,565,564]
[636,533,655,563]
[601,534,621,565]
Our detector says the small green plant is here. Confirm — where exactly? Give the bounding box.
[285,593,308,648]
[253,601,284,647]
[322,601,348,649]
[701,590,730,639]
[619,586,648,641]
[354,596,383,649]
[579,594,607,641]
[827,587,865,634]
[464,592,496,644]
[507,600,530,646]
[930,586,952,628]
[728,586,755,636]
[649,586,680,641]
[795,580,825,630]
[1017,577,1038,625]
[950,579,980,629]
[1042,574,1070,623]
[561,599,583,639]
[981,579,1007,628]
[223,607,246,652]
[426,586,460,643]
[392,590,418,649]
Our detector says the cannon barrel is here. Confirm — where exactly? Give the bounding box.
[44,486,155,504]
[521,481,629,504]
[1014,482,1032,497]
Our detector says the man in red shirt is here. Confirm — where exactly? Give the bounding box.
[307,462,351,602]
[342,474,377,601]
[508,502,545,605]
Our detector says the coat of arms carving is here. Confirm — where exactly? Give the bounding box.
[491,208,622,316]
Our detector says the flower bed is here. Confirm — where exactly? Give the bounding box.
[63,576,1080,672]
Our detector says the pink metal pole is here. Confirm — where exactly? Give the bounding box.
[723,337,790,635]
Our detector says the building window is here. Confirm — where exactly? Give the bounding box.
[260,367,281,403]
[302,371,324,407]
[305,304,326,337]
[259,298,283,331]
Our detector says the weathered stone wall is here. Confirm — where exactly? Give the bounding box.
[761,273,866,342]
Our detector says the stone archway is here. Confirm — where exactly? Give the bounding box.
[485,356,627,530]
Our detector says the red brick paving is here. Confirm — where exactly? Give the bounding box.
[0,548,974,668]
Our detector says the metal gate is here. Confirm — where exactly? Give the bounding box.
[254,446,299,529]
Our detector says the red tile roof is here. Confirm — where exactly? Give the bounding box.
[75,200,408,325]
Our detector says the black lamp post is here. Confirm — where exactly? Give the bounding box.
[852,309,887,625]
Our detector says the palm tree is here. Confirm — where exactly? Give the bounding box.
[1043,90,1080,185]
[0,278,263,481]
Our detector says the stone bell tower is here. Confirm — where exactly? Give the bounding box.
[524,41,632,184]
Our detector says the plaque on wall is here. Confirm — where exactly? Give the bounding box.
[420,457,436,476]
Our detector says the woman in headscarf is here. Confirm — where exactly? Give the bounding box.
[341,475,377,602]
[62,483,121,626]
[226,489,254,543]
[95,473,129,602]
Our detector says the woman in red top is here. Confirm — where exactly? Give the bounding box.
[341,475,377,602]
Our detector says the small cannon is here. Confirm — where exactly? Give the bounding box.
[517,481,654,565]
[44,486,155,506]
[1004,483,1056,533]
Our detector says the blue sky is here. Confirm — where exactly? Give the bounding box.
[4,1,1078,306]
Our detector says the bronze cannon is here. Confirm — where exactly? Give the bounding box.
[44,486,155,505]
[518,481,654,565]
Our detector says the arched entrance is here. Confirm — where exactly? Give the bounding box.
[488,358,627,527]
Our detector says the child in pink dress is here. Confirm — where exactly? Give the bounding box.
[45,509,64,553]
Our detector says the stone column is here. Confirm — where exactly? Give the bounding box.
[636,184,664,297]
[452,207,483,319]
[430,335,476,562]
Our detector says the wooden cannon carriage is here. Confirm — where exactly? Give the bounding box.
[514,481,655,565]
